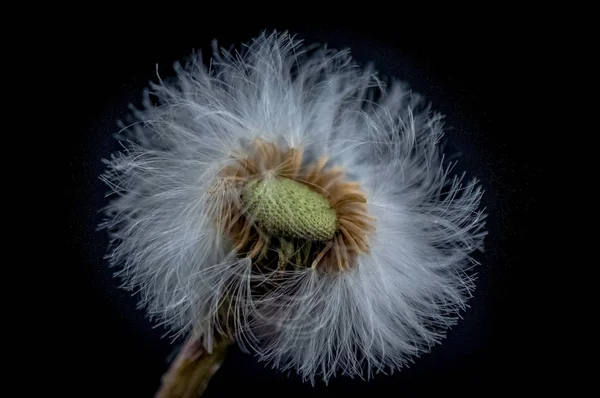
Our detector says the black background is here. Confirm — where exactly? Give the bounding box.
[68,12,542,397]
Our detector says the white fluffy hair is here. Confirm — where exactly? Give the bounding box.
[101,31,487,384]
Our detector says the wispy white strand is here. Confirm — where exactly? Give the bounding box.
[101,31,487,384]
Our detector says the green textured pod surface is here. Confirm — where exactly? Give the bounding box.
[243,177,337,241]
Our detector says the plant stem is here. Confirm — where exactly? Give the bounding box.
[155,335,231,398]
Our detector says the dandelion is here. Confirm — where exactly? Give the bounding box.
[101,31,487,397]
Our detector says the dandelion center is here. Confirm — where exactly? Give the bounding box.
[243,177,338,241]
[215,139,375,272]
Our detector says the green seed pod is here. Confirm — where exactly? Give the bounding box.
[243,177,338,241]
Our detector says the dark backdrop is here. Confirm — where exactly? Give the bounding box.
[68,13,540,397]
